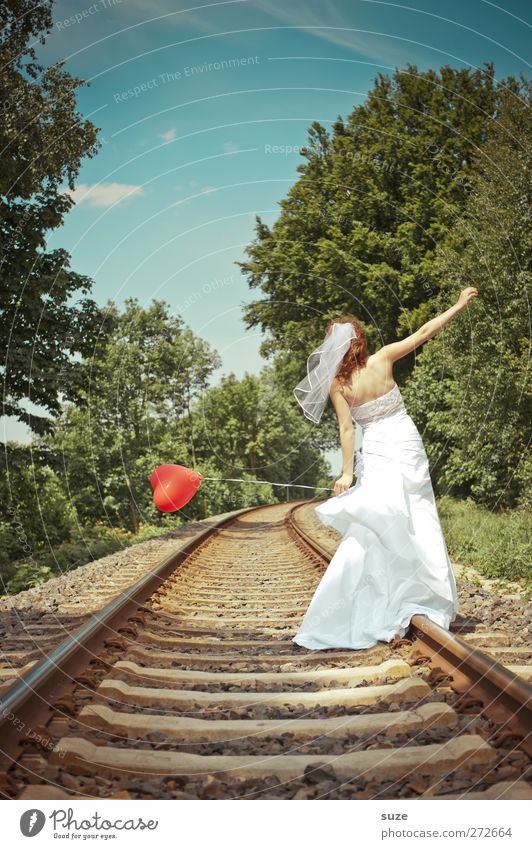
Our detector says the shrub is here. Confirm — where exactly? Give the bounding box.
[437,496,531,585]
[1,520,182,594]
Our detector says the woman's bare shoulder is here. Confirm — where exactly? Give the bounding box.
[367,348,394,374]
[330,375,346,398]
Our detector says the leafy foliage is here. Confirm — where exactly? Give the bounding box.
[438,496,531,586]
[195,367,331,504]
[404,80,532,507]
[0,0,101,434]
[46,299,221,533]
[44,300,330,534]
[239,64,508,396]
[0,444,76,563]
[1,295,331,593]
[239,63,529,507]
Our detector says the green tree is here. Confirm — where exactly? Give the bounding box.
[239,64,506,399]
[48,300,221,532]
[404,80,532,508]
[195,367,331,502]
[0,443,76,582]
[1,0,101,435]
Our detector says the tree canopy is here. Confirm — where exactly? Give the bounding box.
[239,63,504,385]
[47,300,222,533]
[1,0,101,435]
[44,300,329,534]
[404,80,532,508]
[239,63,530,506]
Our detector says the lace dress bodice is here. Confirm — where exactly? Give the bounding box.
[350,383,406,427]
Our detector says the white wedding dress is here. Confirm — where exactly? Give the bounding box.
[294,383,459,650]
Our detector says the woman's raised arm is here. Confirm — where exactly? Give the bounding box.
[379,286,478,364]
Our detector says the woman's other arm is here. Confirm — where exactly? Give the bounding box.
[380,286,478,364]
[329,380,355,495]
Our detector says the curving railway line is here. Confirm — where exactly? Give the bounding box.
[0,501,530,800]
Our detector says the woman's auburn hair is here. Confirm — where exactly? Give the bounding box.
[325,314,369,384]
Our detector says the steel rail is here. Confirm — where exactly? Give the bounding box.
[1,496,529,781]
[287,501,532,757]
[0,502,295,770]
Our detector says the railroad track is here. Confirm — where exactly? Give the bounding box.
[0,501,530,800]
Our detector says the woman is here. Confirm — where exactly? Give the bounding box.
[292,286,478,650]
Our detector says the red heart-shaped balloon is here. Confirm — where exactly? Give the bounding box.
[150,464,203,512]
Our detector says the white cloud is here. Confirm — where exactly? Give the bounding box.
[126,0,409,66]
[187,180,215,193]
[251,0,404,65]
[223,140,240,152]
[160,128,177,141]
[66,183,144,208]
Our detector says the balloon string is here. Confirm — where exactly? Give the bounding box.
[201,476,333,492]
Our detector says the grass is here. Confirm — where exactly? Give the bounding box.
[437,495,531,592]
[1,519,183,595]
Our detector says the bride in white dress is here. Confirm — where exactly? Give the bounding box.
[293,287,478,650]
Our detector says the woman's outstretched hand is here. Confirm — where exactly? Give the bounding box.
[334,472,353,496]
[457,286,478,308]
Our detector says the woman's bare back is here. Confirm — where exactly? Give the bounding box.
[329,287,478,495]
[336,285,480,409]
[335,349,394,408]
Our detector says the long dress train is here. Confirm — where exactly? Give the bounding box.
[293,383,459,650]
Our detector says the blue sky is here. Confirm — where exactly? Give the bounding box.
[4,0,531,463]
